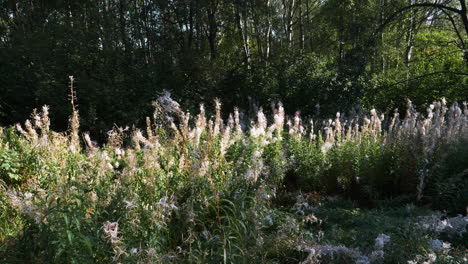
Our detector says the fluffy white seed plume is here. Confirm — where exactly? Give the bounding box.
[190,104,207,146]
[220,125,232,156]
[213,98,222,137]
[69,111,80,152]
[273,103,285,137]
[158,91,182,115]
[298,239,387,264]
[244,150,264,183]
[132,129,153,150]
[227,113,234,130]
[207,119,214,139]
[368,109,382,138]
[83,132,96,151]
[374,233,390,249]
[257,108,267,131]
[266,102,285,140]
[430,239,451,252]
[25,120,38,143]
[103,221,121,244]
[333,112,342,139]
[310,119,317,140]
[289,111,304,141]
[16,123,29,139]
[146,116,154,141]
[103,221,126,261]
[388,109,399,136]
[233,107,243,137]
[41,106,50,131]
[7,190,45,225]
[179,111,190,139]
[250,108,267,139]
[36,105,51,146]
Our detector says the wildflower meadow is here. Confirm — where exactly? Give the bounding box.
[0,81,467,263]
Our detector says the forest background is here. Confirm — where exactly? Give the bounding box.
[1,0,467,139]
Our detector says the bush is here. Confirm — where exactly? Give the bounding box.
[426,138,468,214]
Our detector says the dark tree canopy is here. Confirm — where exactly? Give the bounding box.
[1,0,467,138]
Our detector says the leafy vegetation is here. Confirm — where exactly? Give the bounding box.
[1,1,468,139]
[0,93,466,263]
[1,1,468,263]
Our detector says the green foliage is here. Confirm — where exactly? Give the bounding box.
[1,0,467,136]
[288,137,325,191]
[289,132,465,211]
[309,200,436,264]
[1,95,467,263]
[0,128,40,184]
[426,138,468,214]
[0,146,21,182]
[263,138,288,186]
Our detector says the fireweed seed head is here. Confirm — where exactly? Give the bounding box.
[146,248,156,258]
[103,221,120,244]
[158,91,182,114]
[374,233,390,249]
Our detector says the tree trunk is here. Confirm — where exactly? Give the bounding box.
[119,0,129,51]
[266,0,272,61]
[236,1,250,68]
[299,0,304,53]
[188,2,194,50]
[404,0,415,70]
[459,0,468,66]
[205,0,218,61]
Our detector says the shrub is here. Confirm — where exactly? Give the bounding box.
[426,138,468,214]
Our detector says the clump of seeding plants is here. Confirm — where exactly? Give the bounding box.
[0,90,467,263]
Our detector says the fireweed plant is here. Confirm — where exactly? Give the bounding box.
[0,87,467,263]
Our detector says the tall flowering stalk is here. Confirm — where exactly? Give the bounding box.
[103,221,126,262]
[68,76,80,153]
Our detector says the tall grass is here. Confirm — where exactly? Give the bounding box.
[0,90,467,263]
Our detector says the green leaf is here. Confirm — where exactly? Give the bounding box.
[67,230,74,245]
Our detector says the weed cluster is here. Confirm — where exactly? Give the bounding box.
[0,93,467,263]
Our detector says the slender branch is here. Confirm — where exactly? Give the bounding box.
[368,2,462,47]
[380,71,468,89]
[441,9,465,48]
[458,0,468,41]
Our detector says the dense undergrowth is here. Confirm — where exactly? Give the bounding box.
[0,91,467,263]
